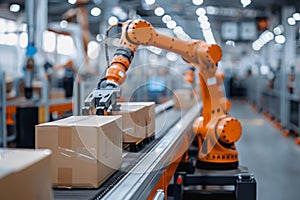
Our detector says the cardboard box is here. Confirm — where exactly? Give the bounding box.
[0,148,53,200]
[35,115,122,188]
[173,89,195,109]
[110,103,150,143]
[120,102,155,137]
[50,88,65,99]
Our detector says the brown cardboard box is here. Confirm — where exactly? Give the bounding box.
[173,89,195,110]
[120,102,156,137]
[0,148,53,200]
[110,103,149,143]
[35,115,122,188]
[50,88,65,99]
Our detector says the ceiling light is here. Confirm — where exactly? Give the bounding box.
[90,7,101,17]
[252,42,260,51]
[206,6,217,15]
[260,65,269,75]
[266,32,274,41]
[154,7,164,16]
[9,4,20,12]
[166,20,177,29]
[68,0,77,4]
[198,15,208,23]
[196,8,206,16]
[202,29,216,44]
[192,0,203,6]
[108,16,118,25]
[273,25,284,35]
[240,0,251,8]
[293,13,300,21]
[173,26,184,34]
[96,34,103,42]
[256,39,264,46]
[145,0,155,5]
[288,17,296,25]
[200,21,210,29]
[60,20,68,28]
[162,15,172,23]
[275,35,285,44]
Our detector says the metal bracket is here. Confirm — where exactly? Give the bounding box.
[82,86,121,115]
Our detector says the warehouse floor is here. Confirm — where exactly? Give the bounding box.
[232,101,300,200]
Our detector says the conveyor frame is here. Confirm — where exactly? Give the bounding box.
[101,103,201,200]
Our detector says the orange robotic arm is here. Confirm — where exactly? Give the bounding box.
[94,19,241,169]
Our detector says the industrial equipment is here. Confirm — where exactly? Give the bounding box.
[83,19,242,170]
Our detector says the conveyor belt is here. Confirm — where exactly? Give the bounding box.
[54,102,201,200]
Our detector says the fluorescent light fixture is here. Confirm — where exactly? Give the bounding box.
[266,32,274,41]
[288,17,296,25]
[68,0,77,5]
[293,13,300,21]
[240,0,251,8]
[200,21,210,29]
[273,25,284,35]
[173,26,184,34]
[166,20,177,29]
[162,15,172,23]
[192,0,204,6]
[90,7,101,17]
[60,20,68,28]
[198,15,208,23]
[275,35,285,44]
[145,0,155,5]
[154,7,164,16]
[260,65,269,75]
[252,42,261,51]
[9,4,20,12]
[206,6,217,15]
[108,16,118,25]
[256,38,264,46]
[196,8,206,16]
[202,29,216,44]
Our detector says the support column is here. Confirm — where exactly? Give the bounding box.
[0,70,6,147]
[280,6,296,128]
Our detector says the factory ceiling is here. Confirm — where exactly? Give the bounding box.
[0,0,299,40]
